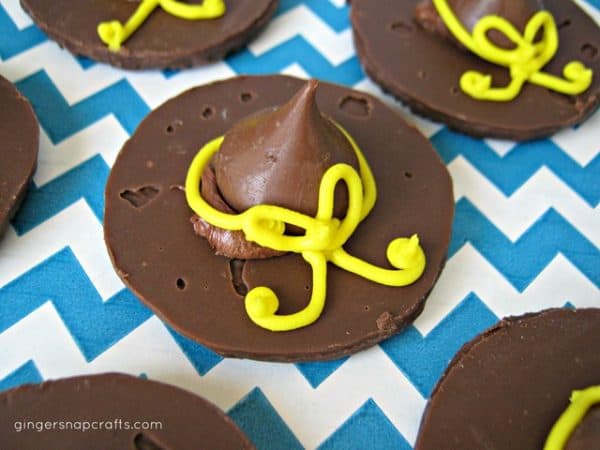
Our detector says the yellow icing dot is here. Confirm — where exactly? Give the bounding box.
[544,385,600,450]
[98,0,226,51]
[432,0,593,101]
[185,123,426,332]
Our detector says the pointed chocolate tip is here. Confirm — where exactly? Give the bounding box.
[295,79,319,97]
[280,79,320,122]
[303,78,319,93]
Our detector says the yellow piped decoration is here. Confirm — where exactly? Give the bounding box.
[432,0,593,101]
[98,0,226,51]
[544,385,600,450]
[185,125,426,332]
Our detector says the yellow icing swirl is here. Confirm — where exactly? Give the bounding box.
[432,0,593,101]
[544,385,600,450]
[185,124,426,332]
[98,0,226,51]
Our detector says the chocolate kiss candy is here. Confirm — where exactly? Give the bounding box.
[214,79,359,219]
[415,0,544,49]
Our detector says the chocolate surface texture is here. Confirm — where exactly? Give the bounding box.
[104,75,454,361]
[415,308,600,450]
[0,75,38,239]
[20,0,278,69]
[0,373,253,449]
[351,0,600,140]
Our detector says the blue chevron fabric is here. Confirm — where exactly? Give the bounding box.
[0,0,598,448]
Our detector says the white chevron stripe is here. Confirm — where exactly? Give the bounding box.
[201,346,425,449]
[2,0,32,30]
[450,156,600,245]
[415,244,600,335]
[0,309,425,448]
[485,110,600,166]
[575,0,600,23]
[0,312,195,392]
[0,33,238,110]
[249,5,354,66]
[0,39,238,113]
[0,200,124,300]
[484,138,516,157]
[297,347,424,448]
[552,108,600,167]
[0,42,124,105]
[126,62,235,109]
[34,117,128,186]
[0,303,90,379]
[281,63,310,79]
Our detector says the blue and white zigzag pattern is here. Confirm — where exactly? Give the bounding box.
[0,0,598,448]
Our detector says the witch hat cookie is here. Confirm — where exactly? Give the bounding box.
[104,75,453,361]
[20,0,278,69]
[185,79,429,332]
[351,0,600,140]
[416,308,600,450]
[0,373,253,449]
[0,75,38,240]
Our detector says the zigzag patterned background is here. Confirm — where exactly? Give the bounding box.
[0,0,598,448]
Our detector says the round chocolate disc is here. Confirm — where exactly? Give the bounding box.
[351,0,600,140]
[20,0,278,69]
[415,308,600,450]
[0,75,38,239]
[104,75,453,361]
[0,373,253,449]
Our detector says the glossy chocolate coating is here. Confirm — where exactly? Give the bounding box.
[0,373,253,449]
[215,79,359,219]
[415,308,600,450]
[415,0,543,48]
[0,75,38,239]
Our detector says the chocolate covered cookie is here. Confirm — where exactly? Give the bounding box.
[351,0,600,140]
[415,308,600,450]
[104,75,453,361]
[0,75,38,239]
[0,373,253,449]
[20,0,278,69]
